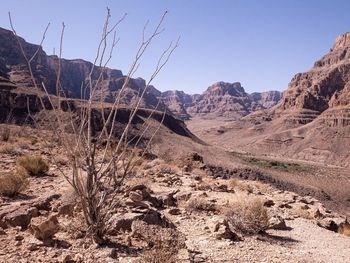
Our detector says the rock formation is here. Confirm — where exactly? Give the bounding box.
[160,83,282,120]
[0,27,165,111]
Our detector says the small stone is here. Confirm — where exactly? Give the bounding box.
[110,248,118,259]
[168,208,181,215]
[27,243,39,251]
[0,227,6,235]
[15,240,22,246]
[268,215,288,230]
[62,254,75,263]
[129,190,143,202]
[15,234,24,241]
[263,199,275,207]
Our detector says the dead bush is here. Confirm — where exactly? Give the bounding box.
[17,155,49,176]
[0,167,28,197]
[226,198,270,235]
[132,220,185,263]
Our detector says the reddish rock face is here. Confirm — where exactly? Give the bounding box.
[277,32,350,114]
[0,27,165,111]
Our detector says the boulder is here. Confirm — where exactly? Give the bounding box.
[214,220,240,241]
[316,217,346,232]
[2,207,39,228]
[268,216,288,230]
[108,209,175,235]
[29,214,60,240]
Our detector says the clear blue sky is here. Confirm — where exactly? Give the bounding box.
[1,0,350,94]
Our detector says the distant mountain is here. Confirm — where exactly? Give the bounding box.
[160,82,282,120]
[0,27,166,111]
[0,26,282,121]
[204,32,350,167]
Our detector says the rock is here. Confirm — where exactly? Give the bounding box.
[214,220,240,241]
[168,208,181,215]
[58,203,75,217]
[110,248,118,259]
[0,227,6,235]
[312,208,326,219]
[108,209,175,235]
[15,234,24,241]
[29,214,59,240]
[161,191,178,207]
[316,217,347,232]
[27,243,39,251]
[33,194,61,211]
[62,254,75,263]
[299,196,316,205]
[2,207,39,228]
[129,190,143,202]
[263,199,275,207]
[108,212,143,233]
[268,216,288,230]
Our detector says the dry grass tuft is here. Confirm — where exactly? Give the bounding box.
[227,177,240,189]
[226,198,270,235]
[133,220,185,263]
[0,144,18,155]
[0,127,11,142]
[17,155,49,176]
[0,167,28,197]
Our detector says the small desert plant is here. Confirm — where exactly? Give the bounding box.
[132,220,185,263]
[0,144,18,155]
[1,127,11,142]
[17,155,49,176]
[227,177,240,189]
[0,167,28,197]
[226,198,270,235]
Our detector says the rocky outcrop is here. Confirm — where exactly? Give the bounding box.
[161,90,194,120]
[250,91,282,110]
[276,32,350,125]
[186,82,281,119]
[0,26,283,120]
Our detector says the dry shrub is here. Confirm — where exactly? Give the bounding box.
[227,177,240,189]
[0,167,28,197]
[133,220,185,263]
[237,182,254,194]
[185,197,217,213]
[226,198,270,235]
[17,155,49,176]
[0,144,18,155]
[1,127,10,142]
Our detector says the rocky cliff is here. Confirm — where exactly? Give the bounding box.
[161,82,282,120]
[205,32,350,167]
[276,32,350,125]
[0,27,165,111]
[0,26,282,121]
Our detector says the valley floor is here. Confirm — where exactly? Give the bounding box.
[0,123,350,262]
